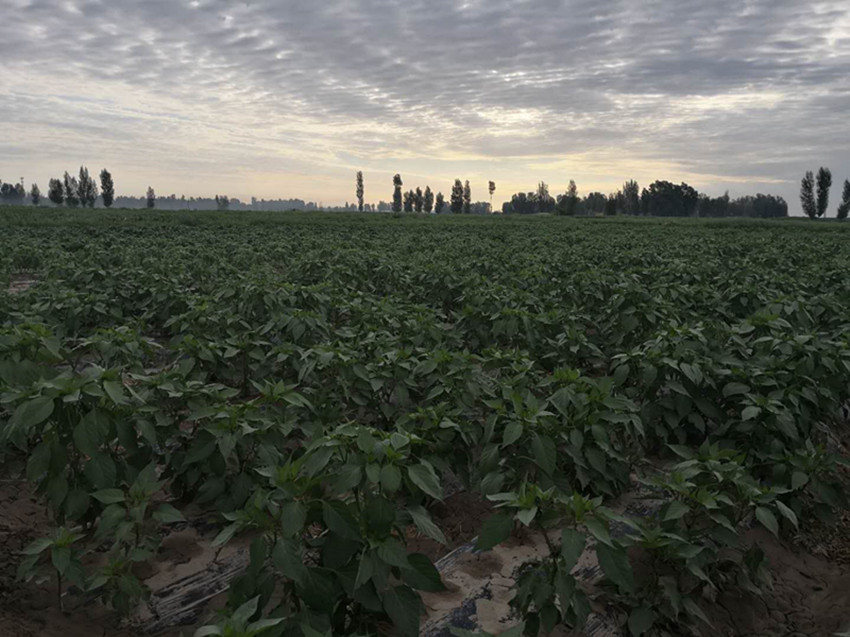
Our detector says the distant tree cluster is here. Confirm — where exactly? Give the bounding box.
[800,167,850,220]
[383,174,447,214]
[30,167,113,208]
[502,178,789,218]
[0,177,26,204]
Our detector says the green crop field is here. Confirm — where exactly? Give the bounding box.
[1,207,849,636]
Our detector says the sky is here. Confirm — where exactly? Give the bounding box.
[1,0,849,213]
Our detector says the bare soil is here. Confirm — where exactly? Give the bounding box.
[2,473,849,636]
[406,491,494,562]
[703,528,850,636]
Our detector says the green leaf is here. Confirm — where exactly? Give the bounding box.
[722,382,750,398]
[91,489,125,504]
[247,618,286,633]
[515,506,538,527]
[791,471,809,490]
[628,606,655,636]
[380,464,402,493]
[212,522,240,547]
[231,595,260,627]
[382,585,421,637]
[26,443,51,482]
[331,463,363,493]
[103,380,128,405]
[84,452,117,489]
[774,501,798,529]
[15,396,54,429]
[741,406,761,421]
[322,501,362,540]
[755,506,779,537]
[153,504,186,524]
[377,538,411,569]
[408,505,447,545]
[73,409,110,457]
[364,496,397,539]
[402,553,446,592]
[280,501,307,537]
[560,529,586,572]
[475,513,513,551]
[64,490,90,521]
[584,518,613,547]
[407,462,443,501]
[596,542,634,594]
[272,538,307,585]
[502,421,523,446]
[51,545,71,576]
[21,537,53,555]
[531,434,556,475]
[682,597,712,626]
[663,500,690,521]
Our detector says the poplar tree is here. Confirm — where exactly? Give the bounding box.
[816,167,832,218]
[423,186,434,213]
[100,169,115,208]
[450,179,463,214]
[48,178,64,205]
[63,172,80,207]
[392,174,403,213]
[837,179,850,221]
[356,171,364,212]
[800,171,816,219]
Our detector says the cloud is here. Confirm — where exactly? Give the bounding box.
[1,0,848,210]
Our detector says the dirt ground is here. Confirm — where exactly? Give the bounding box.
[703,527,850,636]
[2,472,849,637]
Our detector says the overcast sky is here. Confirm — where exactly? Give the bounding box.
[1,0,849,212]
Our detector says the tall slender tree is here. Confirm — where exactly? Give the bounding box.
[462,180,471,214]
[77,166,98,207]
[63,172,80,207]
[403,190,414,212]
[816,167,832,218]
[146,186,156,209]
[488,181,496,213]
[100,168,114,208]
[392,174,403,213]
[557,180,579,216]
[622,180,640,215]
[536,181,555,212]
[837,179,850,221]
[800,171,816,219]
[435,192,445,214]
[450,179,464,214]
[48,178,64,205]
[356,171,364,212]
[413,187,423,213]
[30,183,41,206]
[423,186,434,213]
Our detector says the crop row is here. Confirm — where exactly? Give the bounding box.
[1,209,849,636]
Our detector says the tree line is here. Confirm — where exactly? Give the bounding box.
[799,167,850,220]
[349,173,796,218]
[6,167,850,219]
[499,179,790,218]
[0,167,118,208]
[348,174,493,215]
